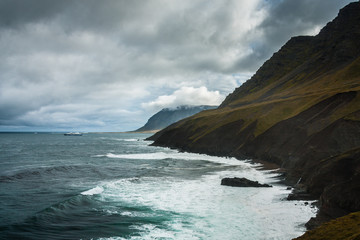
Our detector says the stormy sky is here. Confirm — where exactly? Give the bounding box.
[0,0,354,132]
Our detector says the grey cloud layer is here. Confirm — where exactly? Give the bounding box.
[0,0,353,131]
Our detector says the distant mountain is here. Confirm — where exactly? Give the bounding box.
[135,105,217,132]
[149,1,360,231]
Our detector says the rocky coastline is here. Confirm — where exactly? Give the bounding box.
[148,2,360,237]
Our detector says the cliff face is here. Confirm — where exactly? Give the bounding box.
[135,105,216,132]
[149,2,360,225]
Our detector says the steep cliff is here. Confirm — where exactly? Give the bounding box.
[149,2,360,227]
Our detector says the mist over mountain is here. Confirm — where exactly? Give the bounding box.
[135,105,217,132]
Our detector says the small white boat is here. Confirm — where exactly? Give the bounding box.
[64,132,83,136]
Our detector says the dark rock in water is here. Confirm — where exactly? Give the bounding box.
[221,177,272,188]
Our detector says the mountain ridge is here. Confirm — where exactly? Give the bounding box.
[135,105,216,132]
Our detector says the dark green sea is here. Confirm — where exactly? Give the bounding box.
[0,132,316,239]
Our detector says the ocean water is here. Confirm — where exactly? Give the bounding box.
[0,132,316,240]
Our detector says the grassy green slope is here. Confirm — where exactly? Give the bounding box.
[294,211,360,240]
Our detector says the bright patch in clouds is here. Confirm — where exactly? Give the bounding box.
[142,87,223,111]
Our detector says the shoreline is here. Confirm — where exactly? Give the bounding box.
[147,141,318,238]
[148,138,360,239]
[148,140,322,225]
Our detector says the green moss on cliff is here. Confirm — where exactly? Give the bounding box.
[294,212,360,240]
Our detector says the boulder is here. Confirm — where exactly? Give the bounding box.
[221,177,272,188]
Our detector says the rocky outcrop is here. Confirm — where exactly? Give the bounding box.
[149,2,360,228]
[221,177,272,188]
[287,184,315,201]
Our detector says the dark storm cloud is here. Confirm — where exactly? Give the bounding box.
[261,0,352,46]
[0,0,355,131]
[0,0,69,28]
[0,0,161,36]
[230,0,354,72]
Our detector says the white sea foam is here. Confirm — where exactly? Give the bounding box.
[123,139,141,142]
[98,137,144,142]
[88,138,316,239]
[102,150,257,166]
[112,138,141,142]
[94,170,316,240]
[81,186,104,195]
